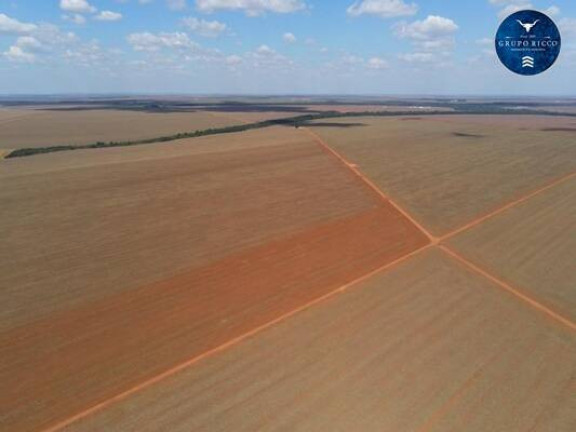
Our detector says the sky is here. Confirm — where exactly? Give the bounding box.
[1,0,576,95]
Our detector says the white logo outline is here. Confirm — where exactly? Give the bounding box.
[516,19,540,33]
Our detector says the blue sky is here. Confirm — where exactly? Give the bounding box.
[1,0,575,95]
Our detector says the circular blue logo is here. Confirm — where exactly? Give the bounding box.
[495,10,561,75]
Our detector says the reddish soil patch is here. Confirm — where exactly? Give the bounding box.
[0,134,378,331]
[0,203,427,432]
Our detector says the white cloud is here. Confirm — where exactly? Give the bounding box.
[496,3,532,19]
[395,15,458,41]
[3,45,36,63]
[167,0,188,10]
[61,40,123,69]
[34,24,78,47]
[182,17,227,37]
[1,21,123,70]
[2,35,43,63]
[196,0,307,16]
[283,32,296,43]
[59,0,97,14]
[398,52,434,63]
[398,50,454,69]
[256,44,275,55]
[62,14,87,24]
[395,16,457,67]
[0,14,37,34]
[245,44,293,69]
[488,1,560,19]
[95,11,123,21]
[492,4,559,20]
[347,0,417,19]
[394,15,458,55]
[544,6,560,16]
[476,37,493,46]
[323,54,367,75]
[489,0,561,18]
[127,32,201,51]
[558,17,576,37]
[15,36,43,51]
[342,54,364,65]
[367,57,388,69]
[225,54,243,65]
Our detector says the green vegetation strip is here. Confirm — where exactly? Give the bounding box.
[6,108,575,159]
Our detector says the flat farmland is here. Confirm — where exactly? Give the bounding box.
[0,108,42,124]
[526,105,576,115]
[0,126,427,431]
[2,108,576,432]
[310,115,576,235]
[0,108,241,149]
[448,175,576,321]
[61,249,576,432]
[302,104,454,113]
[425,114,576,131]
[197,105,451,124]
[202,109,306,123]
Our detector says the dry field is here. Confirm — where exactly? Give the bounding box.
[0,108,240,149]
[448,176,576,322]
[0,126,426,431]
[303,104,454,113]
[427,114,576,131]
[310,115,576,235]
[60,249,576,432]
[203,105,454,124]
[1,112,575,432]
[526,105,576,115]
[0,105,458,151]
[0,109,40,127]
[202,109,305,123]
